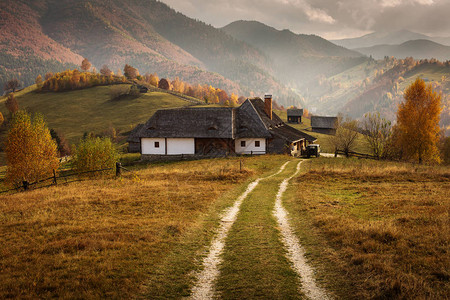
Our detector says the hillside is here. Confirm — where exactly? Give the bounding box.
[0,85,195,156]
[356,40,450,61]
[221,21,366,86]
[340,60,450,134]
[0,0,294,104]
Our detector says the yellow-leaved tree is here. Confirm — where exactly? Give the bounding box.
[397,78,442,163]
[6,111,60,186]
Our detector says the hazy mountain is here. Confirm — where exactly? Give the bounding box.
[0,0,288,100]
[222,21,366,85]
[332,30,433,49]
[355,40,450,61]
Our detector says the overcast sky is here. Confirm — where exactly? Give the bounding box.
[160,0,450,40]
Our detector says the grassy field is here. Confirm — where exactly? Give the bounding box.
[0,155,290,299]
[0,85,191,144]
[284,158,450,299]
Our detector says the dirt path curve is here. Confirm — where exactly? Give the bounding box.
[189,161,290,300]
[273,161,331,300]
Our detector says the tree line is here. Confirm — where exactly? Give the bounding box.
[330,78,447,164]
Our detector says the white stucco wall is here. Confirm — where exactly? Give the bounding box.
[167,138,195,155]
[141,138,166,155]
[235,138,266,155]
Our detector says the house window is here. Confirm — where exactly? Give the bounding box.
[241,141,246,147]
[154,141,160,148]
[255,141,260,147]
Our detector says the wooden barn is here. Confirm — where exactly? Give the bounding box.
[311,116,338,135]
[287,108,303,124]
[128,95,316,159]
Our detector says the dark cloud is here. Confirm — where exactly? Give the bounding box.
[160,0,450,39]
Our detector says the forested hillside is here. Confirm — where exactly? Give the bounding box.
[0,0,294,103]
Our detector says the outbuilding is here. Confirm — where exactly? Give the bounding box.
[287,108,303,124]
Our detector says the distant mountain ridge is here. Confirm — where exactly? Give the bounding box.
[355,39,450,61]
[332,29,450,49]
[221,20,366,88]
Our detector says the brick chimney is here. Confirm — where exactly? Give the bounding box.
[264,94,272,120]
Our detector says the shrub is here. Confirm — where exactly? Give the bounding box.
[72,137,119,175]
[109,85,129,100]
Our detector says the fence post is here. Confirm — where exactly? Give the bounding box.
[53,169,57,185]
[23,181,29,191]
[116,162,122,177]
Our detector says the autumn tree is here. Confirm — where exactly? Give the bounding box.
[45,72,53,80]
[5,93,19,114]
[81,58,92,72]
[172,77,184,93]
[123,64,139,79]
[158,78,170,90]
[230,93,239,106]
[149,73,159,87]
[4,79,20,93]
[397,78,442,163]
[329,117,359,157]
[5,111,59,186]
[35,75,44,89]
[0,112,4,127]
[361,112,391,159]
[100,65,113,76]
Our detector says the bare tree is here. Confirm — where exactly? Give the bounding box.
[81,58,92,72]
[100,65,113,76]
[329,116,359,157]
[4,79,20,93]
[5,93,19,114]
[361,112,391,159]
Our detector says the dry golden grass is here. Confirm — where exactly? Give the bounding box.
[285,158,450,299]
[0,156,286,299]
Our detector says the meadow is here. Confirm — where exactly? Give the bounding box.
[0,155,289,299]
[0,85,191,144]
[284,158,450,299]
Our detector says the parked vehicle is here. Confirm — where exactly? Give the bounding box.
[306,144,320,158]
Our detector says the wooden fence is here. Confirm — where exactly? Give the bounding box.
[334,150,378,160]
[0,163,130,195]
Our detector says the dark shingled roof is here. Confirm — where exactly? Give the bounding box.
[247,98,316,143]
[139,107,234,138]
[311,116,338,129]
[127,123,144,143]
[287,109,303,117]
[235,100,272,138]
[136,98,317,143]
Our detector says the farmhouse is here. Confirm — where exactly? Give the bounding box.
[311,116,338,135]
[128,95,316,158]
[287,108,303,124]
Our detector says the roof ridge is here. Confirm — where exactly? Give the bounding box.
[247,99,269,130]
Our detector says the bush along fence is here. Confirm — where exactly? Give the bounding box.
[335,149,379,160]
[0,163,131,195]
